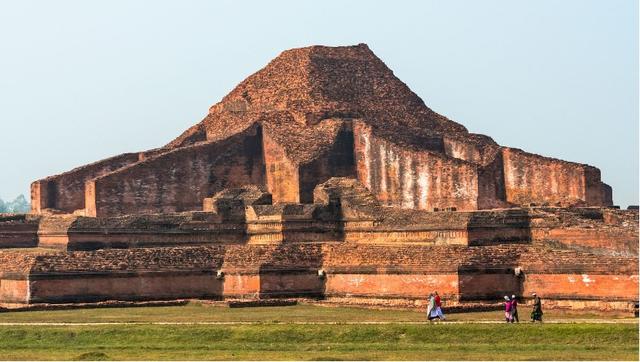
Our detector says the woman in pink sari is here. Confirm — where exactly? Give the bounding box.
[504,296,512,322]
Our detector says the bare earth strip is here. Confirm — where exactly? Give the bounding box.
[0,319,638,326]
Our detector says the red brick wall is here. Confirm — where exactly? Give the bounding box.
[298,122,357,203]
[522,274,638,301]
[0,279,29,304]
[584,167,612,206]
[502,148,589,206]
[458,273,522,300]
[29,273,223,303]
[259,272,325,298]
[222,274,260,298]
[0,215,39,248]
[354,123,478,211]
[325,273,458,300]
[532,228,639,255]
[30,153,141,213]
[2,241,636,306]
[86,126,265,217]
[263,131,300,203]
[443,137,483,164]
[477,153,509,209]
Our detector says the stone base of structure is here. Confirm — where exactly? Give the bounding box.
[1,179,638,313]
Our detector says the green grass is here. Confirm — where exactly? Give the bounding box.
[0,323,637,360]
[0,302,633,323]
[0,303,425,323]
[0,303,637,360]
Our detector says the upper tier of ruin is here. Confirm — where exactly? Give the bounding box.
[30,44,613,217]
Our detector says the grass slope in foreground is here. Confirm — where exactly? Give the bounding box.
[0,323,638,360]
[0,304,637,360]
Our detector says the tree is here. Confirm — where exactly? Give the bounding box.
[0,195,30,213]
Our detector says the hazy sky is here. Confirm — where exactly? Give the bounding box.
[0,0,638,207]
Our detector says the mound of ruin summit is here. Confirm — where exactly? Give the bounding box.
[31,43,611,217]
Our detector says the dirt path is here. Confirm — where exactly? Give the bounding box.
[0,319,637,326]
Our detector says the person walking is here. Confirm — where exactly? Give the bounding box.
[504,296,512,322]
[434,291,446,320]
[511,294,519,323]
[426,293,435,321]
[531,292,543,322]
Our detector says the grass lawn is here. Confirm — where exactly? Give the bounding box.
[0,323,637,360]
[0,303,637,360]
[0,301,634,323]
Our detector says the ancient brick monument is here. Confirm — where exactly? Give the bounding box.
[1,44,637,312]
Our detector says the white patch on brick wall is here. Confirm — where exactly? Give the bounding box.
[418,166,429,210]
[406,275,429,284]
[349,275,365,287]
[581,274,593,285]
[567,276,576,283]
[379,143,387,197]
[402,157,415,208]
[362,132,372,189]
[453,183,468,198]
[390,148,400,204]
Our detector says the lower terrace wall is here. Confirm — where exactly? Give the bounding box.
[521,273,638,302]
[324,273,458,300]
[0,214,39,248]
[6,270,637,312]
[1,244,637,311]
[26,208,637,251]
[0,279,30,304]
[531,228,639,256]
[458,272,522,301]
[28,272,223,303]
[259,271,325,298]
[32,214,474,250]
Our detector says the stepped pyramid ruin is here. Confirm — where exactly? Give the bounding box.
[30,44,611,217]
[1,44,636,312]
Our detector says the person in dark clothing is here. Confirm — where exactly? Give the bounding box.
[511,294,519,323]
[530,292,543,322]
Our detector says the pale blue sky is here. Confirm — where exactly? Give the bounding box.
[0,0,637,207]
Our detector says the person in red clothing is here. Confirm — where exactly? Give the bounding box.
[511,294,519,323]
[504,296,513,322]
[433,291,446,320]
